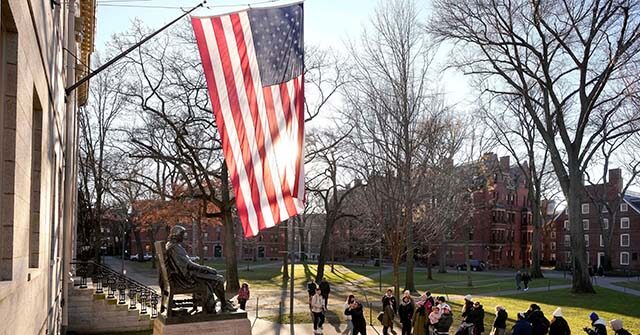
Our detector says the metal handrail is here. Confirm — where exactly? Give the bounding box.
[71,260,160,318]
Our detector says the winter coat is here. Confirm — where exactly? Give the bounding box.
[585,319,607,335]
[527,310,550,335]
[319,280,330,296]
[471,306,485,333]
[435,312,454,333]
[237,287,250,300]
[412,304,429,335]
[311,294,325,313]
[382,295,396,327]
[399,299,414,324]
[549,317,571,335]
[512,320,533,335]
[345,302,367,329]
[613,329,631,335]
[462,300,474,322]
[494,309,508,329]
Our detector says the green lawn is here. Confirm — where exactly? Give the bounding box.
[238,263,380,289]
[611,279,640,291]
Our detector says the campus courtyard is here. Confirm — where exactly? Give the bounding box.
[104,257,640,334]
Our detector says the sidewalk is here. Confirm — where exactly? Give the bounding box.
[252,317,384,335]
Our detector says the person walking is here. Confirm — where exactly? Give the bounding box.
[345,295,356,333]
[609,320,631,335]
[345,297,367,335]
[512,312,534,335]
[526,304,550,335]
[549,308,571,335]
[491,306,508,335]
[381,289,397,335]
[319,279,331,309]
[583,312,607,335]
[399,290,415,335]
[311,288,326,334]
[412,294,429,335]
[308,280,317,306]
[435,305,454,335]
[516,271,523,290]
[237,282,250,311]
[457,295,475,335]
[522,272,531,291]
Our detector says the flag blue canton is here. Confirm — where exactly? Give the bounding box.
[248,3,304,87]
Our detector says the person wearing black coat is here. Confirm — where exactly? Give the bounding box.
[398,294,414,335]
[468,302,485,335]
[491,306,508,335]
[513,313,534,335]
[526,304,550,335]
[345,300,367,335]
[319,280,331,309]
[307,280,317,306]
[549,308,571,335]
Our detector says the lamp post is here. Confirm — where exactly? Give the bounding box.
[379,238,383,292]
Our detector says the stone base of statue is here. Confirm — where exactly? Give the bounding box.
[153,311,251,335]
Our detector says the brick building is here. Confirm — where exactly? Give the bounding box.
[0,0,95,333]
[441,153,534,269]
[547,169,640,271]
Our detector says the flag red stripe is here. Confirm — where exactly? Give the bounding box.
[211,16,267,233]
[191,17,251,228]
[230,13,282,227]
[293,76,304,198]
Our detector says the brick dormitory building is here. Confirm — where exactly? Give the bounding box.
[545,169,640,271]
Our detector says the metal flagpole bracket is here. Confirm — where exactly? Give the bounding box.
[65,0,206,96]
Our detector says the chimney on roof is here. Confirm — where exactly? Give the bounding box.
[500,156,510,171]
[609,168,622,192]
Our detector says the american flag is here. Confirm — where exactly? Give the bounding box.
[191,3,305,237]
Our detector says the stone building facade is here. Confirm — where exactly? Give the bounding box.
[0,0,94,334]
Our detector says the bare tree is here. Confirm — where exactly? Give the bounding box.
[431,0,640,293]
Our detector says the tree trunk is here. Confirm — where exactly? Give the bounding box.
[426,252,433,280]
[393,261,400,302]
[221,163,240,293]
[530,200,544,278]
[315,214,335,283]
[283,219,289,282]
[567,171,595,293]
[465,226,472,287]
[438,241,448,273]
[405,217,416,293]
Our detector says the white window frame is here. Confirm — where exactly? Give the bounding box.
[621,203,628,212]
[551,231,556,239]
[620,234,630,247]
[620,252,630,265]
[551,253,556,260]
[621,217,630,229]
[551,242,556,251]
[582,203,590,214]
[584,234,589,247]
[602,205,608,213]
[563,220,569,230]
[564,234,571,246]
[603,218,609,230]
[583,219,589,230]
[599,235,604,247]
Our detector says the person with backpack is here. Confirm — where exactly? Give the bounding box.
[491,306,508,335]
[526,304,550,335]
[549,308,571,335]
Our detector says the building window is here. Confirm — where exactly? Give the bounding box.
[0,6,18,280]
[551,231,556,239]
[601,205,608,213]
[599,235,604,247]
[564,234,571,247]
[603,218,609,230]
[583,219,589,231]
[586,252,590,264]
[582,203,589,214]
[620,234,630,247]
[620,217,630,229]
[584,234,589,247]
[563,220,569,230]
[551,242,556,251]
[621,203,628,212]
[551,253,556,261]
[28,90,43,268]
[620,252,630,265]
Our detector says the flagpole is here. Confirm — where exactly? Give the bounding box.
[289,216,296,334]
[65,0,207,95]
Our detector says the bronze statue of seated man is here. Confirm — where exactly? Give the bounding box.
[165,225,236,313]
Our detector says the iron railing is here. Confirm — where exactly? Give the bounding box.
[71,260,160,318]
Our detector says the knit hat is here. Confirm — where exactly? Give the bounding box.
[589,312,599,322]
[610,320,623,331]
[464,294,473,301]
[552,308,563,318]
[517,312,526,320]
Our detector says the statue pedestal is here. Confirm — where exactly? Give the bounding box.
[153,311,251,335]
